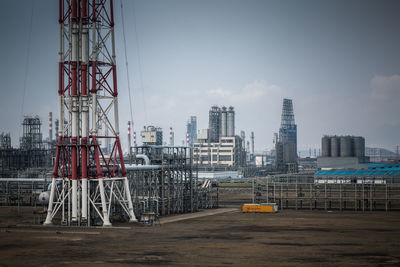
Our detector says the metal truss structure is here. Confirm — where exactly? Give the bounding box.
[129,146,216,217]
[45,0,136,226]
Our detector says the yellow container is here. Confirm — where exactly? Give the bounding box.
[242,203,278,213]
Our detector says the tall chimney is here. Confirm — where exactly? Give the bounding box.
[49,112,53,142]
[128,121,131,156]
[251,131,254,155]
[170,127,174,146]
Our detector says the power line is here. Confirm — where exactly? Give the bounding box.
[21,0,34,120]
[131,0,148,124]
[120,0,134,128]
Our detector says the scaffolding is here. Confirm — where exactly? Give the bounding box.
[20,116,43,150]
[0,133,11,149]
[129,146,216,218]
[0,117,54,178]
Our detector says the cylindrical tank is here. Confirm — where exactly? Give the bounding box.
[321,136,331,157]
[227,106,235,137]
[330,136,340,157]
[221,106,227,137]
[353,136,365,159]
[340,136,352,157]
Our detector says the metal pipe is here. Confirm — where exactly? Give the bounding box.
[135,154,151,165]
[126,165,162,171]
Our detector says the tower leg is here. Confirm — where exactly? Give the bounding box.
[99,178,112,226]
[82,178,88,221]
[124,177,137,222]
[72,179,78,221]
[44,178,56,225]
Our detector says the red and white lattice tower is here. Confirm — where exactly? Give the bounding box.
[45,0,136,226]
[133,131,136,147]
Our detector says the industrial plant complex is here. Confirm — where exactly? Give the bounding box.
[0,0,399,266]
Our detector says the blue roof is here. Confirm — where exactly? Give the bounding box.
[315,165,400,177]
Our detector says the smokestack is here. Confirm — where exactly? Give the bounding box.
[49,112,53,142]
[251,131,254,155]
[169,127,174,146]
[133,131,136,147]
[186,131,189,146]
[128,121,131,156]
[55,119,59,140]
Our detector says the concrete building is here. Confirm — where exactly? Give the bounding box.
[193,136,244,167]
[141,126,163,146]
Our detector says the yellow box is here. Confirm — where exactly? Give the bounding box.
[242,203,278,213]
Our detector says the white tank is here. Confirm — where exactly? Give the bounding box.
[38,191,50,205]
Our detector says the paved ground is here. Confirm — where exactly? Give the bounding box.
[159,208,237,224]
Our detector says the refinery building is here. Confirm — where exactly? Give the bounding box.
[192,106,245,167]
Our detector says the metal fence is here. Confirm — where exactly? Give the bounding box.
[254,176,400,211]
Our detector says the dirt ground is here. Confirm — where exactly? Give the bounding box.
[0,189,400,266]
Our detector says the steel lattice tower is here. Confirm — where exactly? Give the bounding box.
[44,0,137,226]
[280,99,295,127]
[278,98,297,164]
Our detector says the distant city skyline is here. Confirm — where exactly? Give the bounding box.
[0,0,399,151]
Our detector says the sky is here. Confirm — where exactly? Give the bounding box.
[0,0,399,153]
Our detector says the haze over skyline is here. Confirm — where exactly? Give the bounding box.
[0,0,399,152]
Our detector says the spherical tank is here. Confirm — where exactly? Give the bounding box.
[38,191,50,205]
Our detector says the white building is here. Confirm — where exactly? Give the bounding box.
[192,136,244,167]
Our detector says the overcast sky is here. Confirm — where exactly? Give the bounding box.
[0,0,399,152]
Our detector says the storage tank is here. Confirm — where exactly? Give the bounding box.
[340,136,352,157]
[227,106,235,137]
[353,136,365,159]
[321,136,331,157]
[220,106,227,137]
[330,136,340,157]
